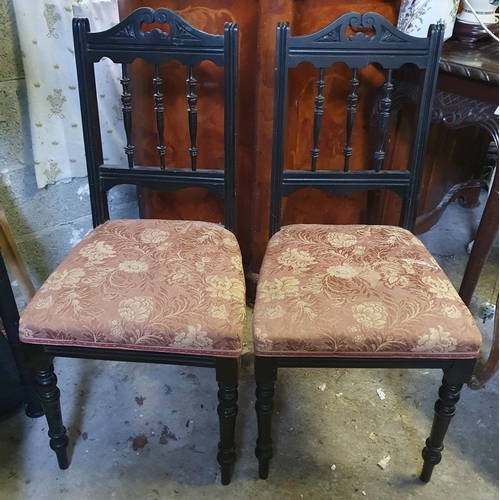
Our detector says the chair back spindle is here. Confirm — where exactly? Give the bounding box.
[310,68,325,172]
[373,69,393,173]
[187,66,198,171]
[153,65,166,170]
[120,64,134,169]
[343,68,359,173]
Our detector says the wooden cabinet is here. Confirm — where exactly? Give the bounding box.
[117,1,497,276]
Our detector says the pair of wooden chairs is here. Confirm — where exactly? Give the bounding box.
[17,8,481,486]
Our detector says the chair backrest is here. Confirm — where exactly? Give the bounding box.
[73,8,238,232]
[269,12,444,237]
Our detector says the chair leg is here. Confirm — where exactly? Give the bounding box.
[420,377,463,482]
[23,369,44,418]
[35,362,69,470]
[254,356,278,480]
[215,358,239,485]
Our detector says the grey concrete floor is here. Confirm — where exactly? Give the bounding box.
[0,195,498,499]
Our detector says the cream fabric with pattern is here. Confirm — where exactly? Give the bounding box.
[20,220,246,357]
[253,224,481,358]
[13,1,123,187]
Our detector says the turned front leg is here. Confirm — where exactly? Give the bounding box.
[215,358,239,485]
[254,356,278,480]
[255,379,275,479]
[420,378,463,482]
[35,364,69,470]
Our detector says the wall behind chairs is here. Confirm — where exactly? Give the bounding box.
[0,0,137,309]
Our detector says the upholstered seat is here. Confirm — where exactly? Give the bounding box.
[254,224,481,358]
[20,219,246,357]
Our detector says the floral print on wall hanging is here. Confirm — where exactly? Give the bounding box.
[13,1,125,187]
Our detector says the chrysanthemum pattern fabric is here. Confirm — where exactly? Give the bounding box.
[20,220,246,357]
[253,224,481,358]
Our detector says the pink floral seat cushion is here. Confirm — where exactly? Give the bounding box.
[253,224,481,358]
[20,220,246,358]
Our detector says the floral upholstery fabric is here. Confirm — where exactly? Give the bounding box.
[253,225,481,359]
[20,220,246,358]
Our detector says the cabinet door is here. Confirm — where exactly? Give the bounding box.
[118,1,402,272]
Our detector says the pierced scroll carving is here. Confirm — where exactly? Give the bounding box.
[95,7,206,46]
[310,12,414,46]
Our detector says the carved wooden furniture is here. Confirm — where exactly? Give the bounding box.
[18,8,245,485]
[423,39,498,233]
[463,166,499,390]
[116,1,402,276]
[440,39,499,309]
[436,39,499,390]
[252,13,482,482]
[0,207,40,417]
[322,34,500,391]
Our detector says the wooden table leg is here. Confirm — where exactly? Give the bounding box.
[0,206,35,304]
[468,295,499,390]
[459,166,498,306]
[458,166,499,389]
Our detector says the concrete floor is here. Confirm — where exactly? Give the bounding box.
[0,195,498,500]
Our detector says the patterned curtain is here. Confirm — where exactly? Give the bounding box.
[13,0,125,188]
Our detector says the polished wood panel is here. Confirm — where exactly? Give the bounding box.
[117,2,497,276]
[250,1,399,271]
[118,1,399,272]
[118,0,257,263]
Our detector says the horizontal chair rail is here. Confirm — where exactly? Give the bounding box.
[100,164,225,195]
[87,47,224,66]
[281,169,411,197]
[288,49,431,69]
[45,345,217,368]
[274,356,456,369]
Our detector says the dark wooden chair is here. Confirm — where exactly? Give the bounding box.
[252,12,481,482]
[18,8,244,485]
